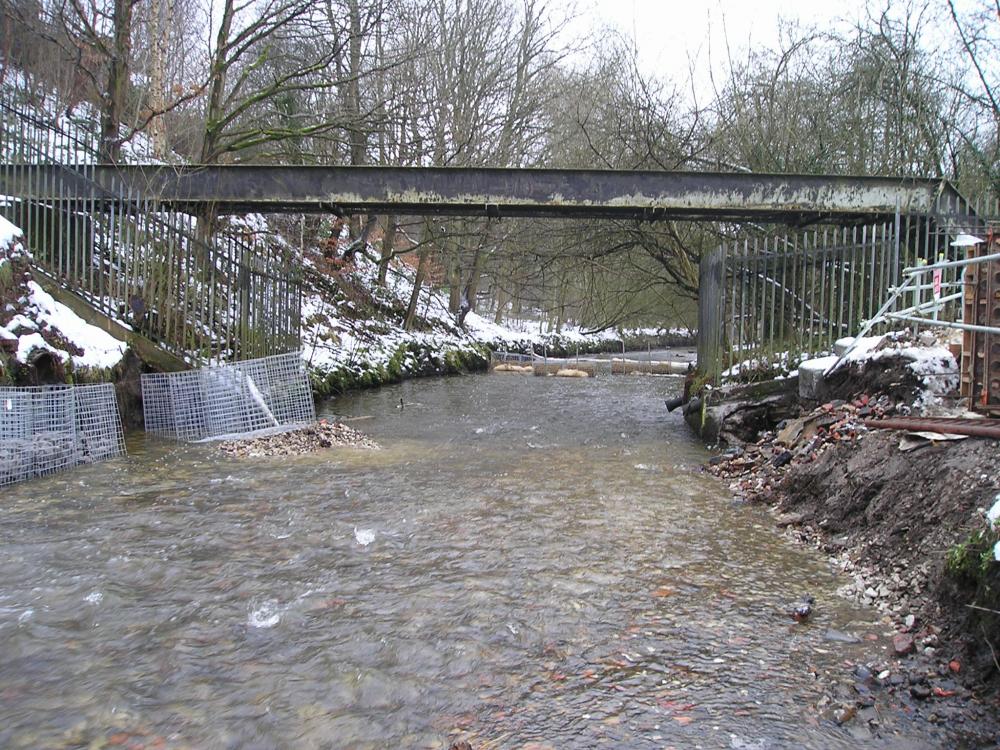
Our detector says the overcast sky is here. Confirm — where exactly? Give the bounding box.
[569,0,919,96]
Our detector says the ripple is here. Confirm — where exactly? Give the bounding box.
[247,599,282,628]
[0,373,958,748]
[354,527,376,546]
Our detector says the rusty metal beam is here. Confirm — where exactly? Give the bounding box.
[0,164,963,223]
[863,416,1000,438]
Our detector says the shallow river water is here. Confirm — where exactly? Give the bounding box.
[0,371,963,748]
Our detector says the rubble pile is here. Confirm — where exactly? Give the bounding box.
[706,393,899,502]
[219,419,380,457]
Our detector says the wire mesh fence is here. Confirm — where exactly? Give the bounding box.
[0,383,125,486]
[141,352,315,441]
[75,384,128,463]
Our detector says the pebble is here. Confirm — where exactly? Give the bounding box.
[219,420,380,457]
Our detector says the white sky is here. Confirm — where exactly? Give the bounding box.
[569,0,897,97]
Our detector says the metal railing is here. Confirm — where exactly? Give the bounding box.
[698,193,1000,383]
[827,236,1000,373]
[0,74,302,365]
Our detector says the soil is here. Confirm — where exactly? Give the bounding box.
[701,359,1000,744]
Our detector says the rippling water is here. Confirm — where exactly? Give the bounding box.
[0,371,953,748]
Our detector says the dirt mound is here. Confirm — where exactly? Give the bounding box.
[769,431,1000,682]
[219,420,380,457]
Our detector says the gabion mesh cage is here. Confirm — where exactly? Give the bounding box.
[75,384,127,463]
[141,352,315,441]
[0,384,126,486]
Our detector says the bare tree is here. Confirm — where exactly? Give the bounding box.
[945,0,1000,193]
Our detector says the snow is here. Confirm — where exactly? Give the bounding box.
[987,494,1000,526]
[876,344,958,410]
[797,333,958,412]
[17,282,126,368]
[836,335,885,362]
[354,527,376,546]
[0,215,22,247]
[15,332,62,363]
[799,355,839,375]
[723,350,809,378]
[1,211,125,371]
[951,234,984,247]
[5,314,37,331]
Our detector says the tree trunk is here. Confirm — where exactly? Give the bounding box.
[447,250,462,313]
[100,0,134,162]
[147,0,167,158]
[493,285,507,325]
[462,238,488,314]
[200,0,235,164]
[377,214,396,286]
[404,246,430,331]
[346,0,365,238]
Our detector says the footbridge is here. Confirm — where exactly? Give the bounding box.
[1,76,990,379]
[1,164,968,225]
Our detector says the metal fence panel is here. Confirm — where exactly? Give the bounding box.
[700,195,1000,383]
[74,383,126,463]
[141,352,315,441]
[139,373,176,437]
[0,74,302,364]
[701,222,898,382]
[0,384,125,486]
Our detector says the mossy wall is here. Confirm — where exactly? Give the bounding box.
[309,343,490,400]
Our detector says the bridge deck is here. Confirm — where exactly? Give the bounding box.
[0,165,960,223]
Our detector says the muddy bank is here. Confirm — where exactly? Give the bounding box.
[710,422,1000,738]
[695,345,1000,738]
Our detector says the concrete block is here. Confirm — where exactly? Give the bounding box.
[799,355,839,401]
[834,338,855,357]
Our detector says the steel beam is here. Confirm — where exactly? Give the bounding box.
[0,164,960,223]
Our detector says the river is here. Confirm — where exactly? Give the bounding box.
[0,371,961,748]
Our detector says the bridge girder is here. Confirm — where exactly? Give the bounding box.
[0,164,959,224]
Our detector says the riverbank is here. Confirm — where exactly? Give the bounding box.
[2,212,694,424]
[695,332,1000,737]
[299,245,692,399]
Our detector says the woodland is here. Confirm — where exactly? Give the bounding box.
[0,0,997,332]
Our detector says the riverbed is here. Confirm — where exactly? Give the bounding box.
[0,372,971,748]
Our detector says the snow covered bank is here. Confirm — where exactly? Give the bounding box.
[0,220,126,383]
[799,331,959,413]
[299,245,693,397]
